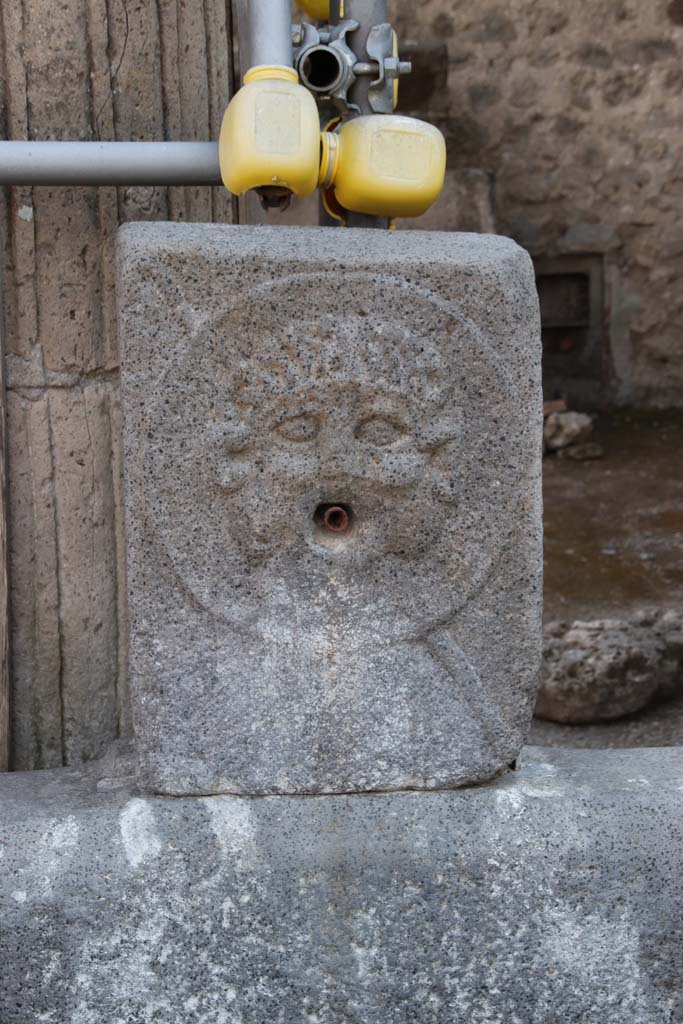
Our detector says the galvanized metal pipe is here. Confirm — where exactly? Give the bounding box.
[328,0,390,230]
[343,0,389,114]
[0,141,222,187]
[248,0,293,69]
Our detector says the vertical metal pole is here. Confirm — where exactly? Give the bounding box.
[248,0,293,69]
[231,0,269,224]
[328,0,390,229]
[342,0,389,115]
[0,267,9,772]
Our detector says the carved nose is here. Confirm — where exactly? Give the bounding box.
[315,503,353,534]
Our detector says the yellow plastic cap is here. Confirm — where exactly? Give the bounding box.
[324,115,447,218]
[295,0,330,19]
[219,67,321,198]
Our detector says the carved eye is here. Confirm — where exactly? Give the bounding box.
[220,426,251,454]
[207,421,251,454]
[355,416,409,447]
[276,413,320,442]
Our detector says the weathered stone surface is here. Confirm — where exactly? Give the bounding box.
[6,391,63,769]
[8,382,126,770]
[537,611,683,724]
[118,224,543,796]
[2,745,683,1024]
[0,0,238,770]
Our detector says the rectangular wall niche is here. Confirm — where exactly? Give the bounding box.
[535,255,606,409]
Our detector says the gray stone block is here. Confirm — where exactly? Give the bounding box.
[1,746,682,1023]
[117,224,543,795]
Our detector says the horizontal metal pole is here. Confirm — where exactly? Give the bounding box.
[0,141,222,187]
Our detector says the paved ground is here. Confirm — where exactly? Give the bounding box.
[543,410,683,622]
[530,692,683,748]
[536,410,683,748]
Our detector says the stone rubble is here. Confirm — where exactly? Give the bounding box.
[555,440,605,460]
[543,410,594,451]
[536,610,683,724]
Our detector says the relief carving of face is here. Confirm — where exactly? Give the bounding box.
[146,274,522,643]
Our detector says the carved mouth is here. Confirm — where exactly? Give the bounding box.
[314,503,354,535]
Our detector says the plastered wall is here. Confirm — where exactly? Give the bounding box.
[394,0,683,407]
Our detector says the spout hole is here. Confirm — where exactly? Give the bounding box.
[314,503,354,534]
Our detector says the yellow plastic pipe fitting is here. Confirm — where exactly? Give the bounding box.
[219,66,321,198]
[319,115,447,218]
[295,0,330,19]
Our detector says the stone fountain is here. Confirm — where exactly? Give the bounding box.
[1,224,681,1024]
